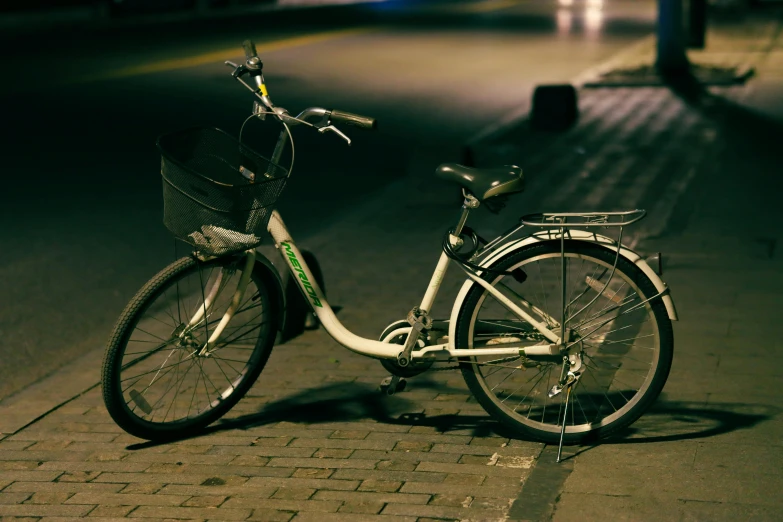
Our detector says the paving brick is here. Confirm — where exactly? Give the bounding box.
[250,436,294,447]
[328,431,369,440]
[471,496,511,510]
[0,442,34,451]
[87,505,135,517]
[468,437,510,447]
[247,508,295,521]
[289,438,393,451]
[0,504,94,517]
[392,441,431,453]
[124,453,232,466]
[239,428,335,440]
[0,450,89,463]
[38,461,150,473]
[65,493,189,506]
[157,484,277,498]
[291,468,333,480]
[312,449,352,459]
[243,477,360,491]
[313,490,430,505]
[9,433,117,443]
[399,482,519,499]
[25,492,73,504]
[365,433,471,446]
[294,423,410,434]
[331,469,446,484]
[443,473,484,486]
[5,482,123,495]
[267,458,377,470]
[352,450,459,464]
[86,452,128,462]
[65,442,168,454]
[57,471,101,482]
[458,454,491,465]
[228,455,270,467]
[164,445,213,455]
[0,471,63,483]
[482,475,523,487]
[428,494,472,507]
[338,500,385,514]
[25,441,73,451]
[221,498,341,512]
[271,488,315,500]
[207,446,315,458]
[291,513,417,522]
[150,463,292,478]
[375,460,416,472]
[381,502,506,520]
[92,472,239,485]
[0,492,32,504]
[0,462,40,471]
[415,461,528,477]
[357,480,402,493]
[182,496,227,508]
[128,506,251,519]
[119,484,164,494]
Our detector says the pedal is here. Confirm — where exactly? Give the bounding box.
[379,375,407,396]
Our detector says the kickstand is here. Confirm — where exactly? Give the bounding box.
[379,374,407,395]
[556,384,573,463]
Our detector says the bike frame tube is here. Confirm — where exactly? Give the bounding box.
[266,210,559,360]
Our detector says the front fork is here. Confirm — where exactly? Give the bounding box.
[178,250,257,356]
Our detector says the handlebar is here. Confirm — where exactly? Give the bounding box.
[330,110,377,130]
[231,39,378,139]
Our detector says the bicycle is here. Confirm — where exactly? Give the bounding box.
[101,40,678,460]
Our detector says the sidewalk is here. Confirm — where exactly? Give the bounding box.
[1,10,782,522]
[470,10,783,521]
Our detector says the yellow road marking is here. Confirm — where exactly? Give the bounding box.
[452,0,532,14]
[71,27,374,84]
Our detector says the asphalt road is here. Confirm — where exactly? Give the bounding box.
[0,0,656,401]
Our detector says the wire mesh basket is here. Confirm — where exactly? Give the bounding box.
[158,126,289,257]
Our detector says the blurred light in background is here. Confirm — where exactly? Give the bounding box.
[557,8,573,34]
[557,0,574,6]
[585,2,603,34]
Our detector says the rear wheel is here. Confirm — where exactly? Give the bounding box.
[456,240,673,444]
[101,255,277,441]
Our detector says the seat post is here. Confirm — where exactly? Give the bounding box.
[453,190,480,239]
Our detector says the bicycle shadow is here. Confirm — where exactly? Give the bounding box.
[562,398,778,460]
[125,385,775,450]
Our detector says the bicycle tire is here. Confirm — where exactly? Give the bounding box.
[102,255,277,441]
[455,240,673,445]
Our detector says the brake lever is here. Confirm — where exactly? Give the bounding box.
[225,60,249,79]
[318,124,351,146]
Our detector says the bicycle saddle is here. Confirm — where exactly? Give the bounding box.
[435,163,524,201]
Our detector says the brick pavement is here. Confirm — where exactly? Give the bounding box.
[2,7,783,522]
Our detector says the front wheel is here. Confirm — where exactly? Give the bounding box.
[101,254,278,441]
[455,240,673,445]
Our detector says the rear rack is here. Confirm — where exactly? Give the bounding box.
[520,209,646,228]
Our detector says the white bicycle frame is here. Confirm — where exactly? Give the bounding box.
[188,97,676,364]
[266,209,562,361]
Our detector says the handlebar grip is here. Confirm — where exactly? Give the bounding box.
[242,39,258,61]
[330,110,377,130]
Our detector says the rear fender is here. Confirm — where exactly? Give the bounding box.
[446,229,678,349]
